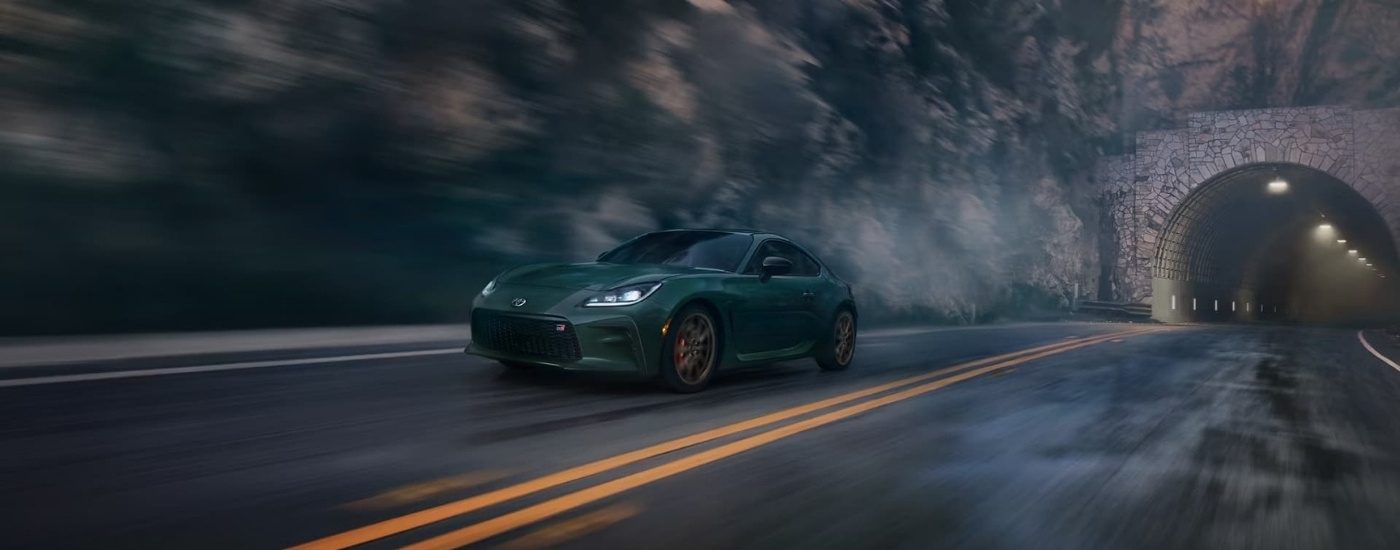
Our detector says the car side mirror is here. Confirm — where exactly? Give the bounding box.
[759,256,792,281]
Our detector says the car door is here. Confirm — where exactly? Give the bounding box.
[728,240,819,357]
[779,246,830,349]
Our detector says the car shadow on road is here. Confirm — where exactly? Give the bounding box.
[486,360,824,393]
[463,362,829,444]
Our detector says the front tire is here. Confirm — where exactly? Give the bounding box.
[659,305,720,393]
[816,309,856,371]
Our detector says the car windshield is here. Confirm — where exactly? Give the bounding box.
[598,231,753,272]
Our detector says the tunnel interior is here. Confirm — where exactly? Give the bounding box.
[1152,163,1400,324]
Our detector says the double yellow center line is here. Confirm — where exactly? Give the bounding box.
[292,325,1163,550]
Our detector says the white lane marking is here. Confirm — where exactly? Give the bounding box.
[1358,330,1400,373]
[0,325,472,368]
[0,348,463,388]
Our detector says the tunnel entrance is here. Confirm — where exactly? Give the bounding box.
[1152,163,1400,324]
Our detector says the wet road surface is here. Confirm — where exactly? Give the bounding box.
[4,323,1400,550]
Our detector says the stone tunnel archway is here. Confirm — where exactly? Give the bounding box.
[1150,162,1399,323]
[1096,105,1400,323]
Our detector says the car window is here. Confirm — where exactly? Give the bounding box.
[598,231,753,272]
[744,240,821,276]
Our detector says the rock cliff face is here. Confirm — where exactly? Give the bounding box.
[1114,0,1400,133]
[0,0,1397,332]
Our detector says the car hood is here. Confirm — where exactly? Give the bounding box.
[499,262,719,291]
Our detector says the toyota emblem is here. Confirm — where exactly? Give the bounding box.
[511,298,527,307]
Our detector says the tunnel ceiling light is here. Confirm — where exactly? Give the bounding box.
[1349,250,1359,254]
[1338,239,1348,243]
[1267,179,1289,194]
[1319,223,1333,230]
[1360,257,1368,262]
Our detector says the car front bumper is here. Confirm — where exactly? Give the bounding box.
[465,306,667,375]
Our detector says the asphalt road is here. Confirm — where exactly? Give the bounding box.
[5,322,1400,550]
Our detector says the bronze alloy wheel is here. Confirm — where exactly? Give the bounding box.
[834,313,855,365]
[672,312,716,384]
[817,310,856,371]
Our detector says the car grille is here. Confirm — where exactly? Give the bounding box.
[472,310,582,361]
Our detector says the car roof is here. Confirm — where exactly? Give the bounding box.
[656,228,787,239]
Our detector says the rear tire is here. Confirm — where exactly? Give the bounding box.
[659,305,720,393]
[816,309,856,371]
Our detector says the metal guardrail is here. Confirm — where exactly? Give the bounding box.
[1076,300,1152,317]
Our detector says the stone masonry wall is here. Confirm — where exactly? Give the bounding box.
[1129,129,1190,302]
[1189,106,1355,185]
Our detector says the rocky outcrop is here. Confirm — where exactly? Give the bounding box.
[1113,0,1400,131]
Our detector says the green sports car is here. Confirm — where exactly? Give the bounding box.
[466,229,858,392]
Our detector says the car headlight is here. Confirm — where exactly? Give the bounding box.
[582,282,662,307]
[481,277,499,296]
